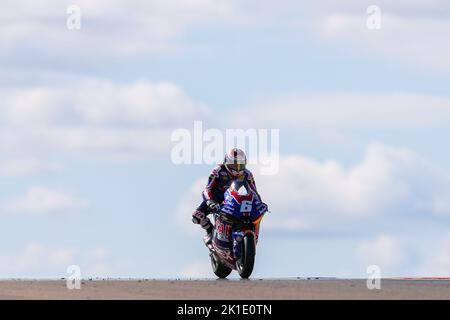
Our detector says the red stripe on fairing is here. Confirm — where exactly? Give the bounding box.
[230,191,253,203]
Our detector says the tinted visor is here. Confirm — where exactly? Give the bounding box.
[226,162,246,172]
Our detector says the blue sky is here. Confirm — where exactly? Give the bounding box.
[1,0,450,279]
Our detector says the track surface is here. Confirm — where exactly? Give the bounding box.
[0,279,449,299]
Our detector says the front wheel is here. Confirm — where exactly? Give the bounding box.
[236,234,255,279]
[210,254,232,278]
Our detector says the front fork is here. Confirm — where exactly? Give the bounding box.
[232,228,259,262]
[231,214,265,262]
[232,231,245,262]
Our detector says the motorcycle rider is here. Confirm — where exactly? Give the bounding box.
[192,148,262,244]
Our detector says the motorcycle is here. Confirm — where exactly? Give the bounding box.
[205,181,268,279]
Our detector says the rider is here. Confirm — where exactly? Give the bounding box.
[192,148,262,244]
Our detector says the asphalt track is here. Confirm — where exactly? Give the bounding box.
[0,279,449,299]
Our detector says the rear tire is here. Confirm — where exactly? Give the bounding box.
[237,234,255,279]
[210,254,232,278]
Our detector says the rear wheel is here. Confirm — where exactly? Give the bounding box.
[210,254,232,278]
[237,234,255,279]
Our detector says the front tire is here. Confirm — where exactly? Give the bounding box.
[210,254,232,278]
[237,234,255,279]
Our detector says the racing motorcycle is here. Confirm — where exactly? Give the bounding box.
[205,180,268,279]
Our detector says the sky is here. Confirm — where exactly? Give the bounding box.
[1,0,450,279]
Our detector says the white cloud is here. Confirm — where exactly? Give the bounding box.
[2,80,208,127]
[357,234,407,269]
[2,0,450,73]
[356,232,450,277]
[0,242,130,278]
[318,13,450,72]
[0,242,78,277]
[2,186,89,215]
[239,91,450,129]
[3,80,449,178]
[258,143,450,232]
[0,0,245,65]
[0,158,62,177]
[248,1,450,73]
[0,79,210,160]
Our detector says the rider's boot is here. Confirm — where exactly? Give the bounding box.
[202,222,214,245]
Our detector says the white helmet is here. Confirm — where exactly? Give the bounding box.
[224,148,247,177]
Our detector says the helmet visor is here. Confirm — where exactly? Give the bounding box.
[226,162,246,173]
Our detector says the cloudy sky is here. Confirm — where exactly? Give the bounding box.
[1,0,450,279]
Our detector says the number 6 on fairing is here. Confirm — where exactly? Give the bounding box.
[240,200,252,212]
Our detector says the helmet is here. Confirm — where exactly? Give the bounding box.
[224,148,247,177]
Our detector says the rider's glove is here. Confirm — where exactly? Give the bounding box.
[207,200,220,213]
